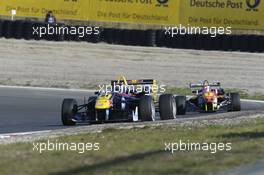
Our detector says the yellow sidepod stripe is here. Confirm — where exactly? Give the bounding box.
[95,94,113,109]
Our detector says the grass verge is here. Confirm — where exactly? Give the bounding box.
[0,118,264,175]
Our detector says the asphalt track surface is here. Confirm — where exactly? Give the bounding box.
[0,86,264,134]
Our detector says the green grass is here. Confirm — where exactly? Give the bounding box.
[0,118,264,175]
[167,87,264,101]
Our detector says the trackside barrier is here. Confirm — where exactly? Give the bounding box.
[2,20,13,38]
[154,31,264,53]
[0,20,3,38]
[0,19,263,52]
[23,21,34,40]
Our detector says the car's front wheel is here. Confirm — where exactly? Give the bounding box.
[159,94,177,120]
[61,98,77,126]
[175,96,186,115]
[229,93,241,111]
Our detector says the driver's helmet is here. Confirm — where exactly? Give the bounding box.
[203,80,210,92]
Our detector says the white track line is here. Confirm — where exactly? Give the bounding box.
[0,130,52,139]
[241,99,264,103]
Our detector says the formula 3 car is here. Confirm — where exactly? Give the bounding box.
[61,75,180,125]
[174,80,241,114]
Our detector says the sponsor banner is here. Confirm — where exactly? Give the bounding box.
[0,0,87,20]
[0,0,263,30]
[179,0,264,30]
[89,0,180,25]
[0,0,180,25]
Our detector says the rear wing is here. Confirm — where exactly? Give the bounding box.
[190,82,221,89]
[111,79,156,86]
[190,81,221,94]
[111,75,158,101]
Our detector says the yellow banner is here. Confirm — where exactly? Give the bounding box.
[0,0,87,20]
[89,0,179,25]
[179,0,264,30]
[0,0,263,30]
[0,0,180,25]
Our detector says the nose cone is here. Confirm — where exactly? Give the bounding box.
[203,92,215,103]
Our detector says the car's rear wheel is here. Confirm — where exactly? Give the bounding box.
[139,96,155,121]
[61,99,77,126]
[96,110,106,123]
[175,96,186,115]
[229,93,241,111]
[159,94,176,120]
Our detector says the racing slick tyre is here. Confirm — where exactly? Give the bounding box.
[175,96,186,115]
[61,99,77,126]
[96,110,106,123]
[139,96,155,121]
[229,93,241,112]
[159,94,177,120]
